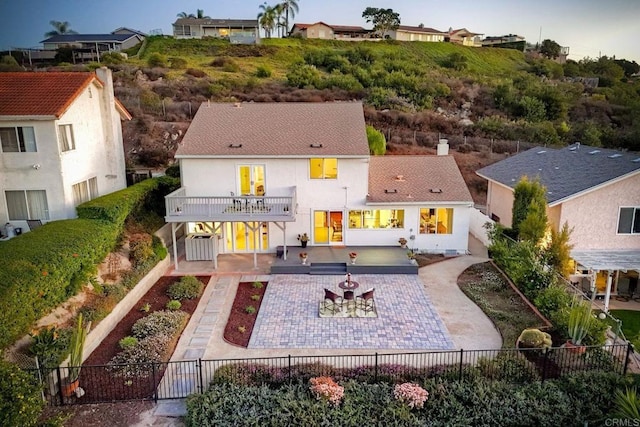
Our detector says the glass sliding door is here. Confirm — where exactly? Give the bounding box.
[225,221,268,252]
[313,210,343,245]
[238,165,265,196]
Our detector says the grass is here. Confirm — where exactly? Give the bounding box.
[457,262,546,348]
[609,310,640,340]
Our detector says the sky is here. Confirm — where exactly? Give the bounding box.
[0,0,638,63]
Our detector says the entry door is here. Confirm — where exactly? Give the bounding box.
[238,165,265,196]
[313,211,343,245]
[225,222,268,252]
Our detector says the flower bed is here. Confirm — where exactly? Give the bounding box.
[223,281,268,347]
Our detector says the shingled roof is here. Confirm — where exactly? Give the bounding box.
[175,102,369,157]
[40,33,138,43]
[368,156,473,204]
[476,144,640,205]
[0,72,100,118]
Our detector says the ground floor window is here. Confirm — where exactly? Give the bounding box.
[419,208,453,234]
[72,177,98,206]
[348,209,404,229]
[5,190,49,220]
[618,207,640,234]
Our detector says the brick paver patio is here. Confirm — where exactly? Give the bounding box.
[248,274,454,350]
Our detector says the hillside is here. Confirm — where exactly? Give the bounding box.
[101,36,640,202]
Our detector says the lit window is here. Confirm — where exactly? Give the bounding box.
[618,207,640,234]
[348,209,404,229]
[310,158,337,179]
[58,124,75,152]
[0,126,37,152]
[419,208,453,234]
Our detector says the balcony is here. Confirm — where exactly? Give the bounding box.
[165,187,296,223]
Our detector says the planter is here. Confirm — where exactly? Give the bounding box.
[563,340,586,355]
[350,257,357,265]
[300,257,308,265]
[62,379,80,397]
[301,241,308,248]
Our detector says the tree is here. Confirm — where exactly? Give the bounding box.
[614,58,640,77]
[544,222,574,277]
[512,176,548,244]
[539,39,561,59]
[258,3,277,38]
[366,125,386,155]
[279,0,299,35]
[45,20,77,37]
[177,10,210,19]
[362,7,400,37]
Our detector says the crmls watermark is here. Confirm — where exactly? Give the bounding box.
[604,419,640,427]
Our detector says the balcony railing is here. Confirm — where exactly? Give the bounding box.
[165,187,296,222]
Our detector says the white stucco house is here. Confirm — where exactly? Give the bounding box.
[172,18,259,44]
[164,102,473,269]
[385,25,446,42]
[0,68,131,236]
[477,143,640,311]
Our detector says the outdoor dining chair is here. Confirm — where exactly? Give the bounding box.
[356,288,376,315]
[323,288,344,315]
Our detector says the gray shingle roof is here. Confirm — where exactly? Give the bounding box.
[368,156,473,204]
[173,18,258,27]
[476,144,640,205]
[175,102,369,157]
[40,34,136,43]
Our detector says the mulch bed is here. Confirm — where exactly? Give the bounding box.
[64,275,209,404]
[223,281,268,347]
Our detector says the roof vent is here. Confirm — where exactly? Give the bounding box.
[429,188,443,193]
[233,102,242,108]
[395,175,405,181]
[384,189,398,194]
[537,150,546,154]
[589,150,600,154]
[228,143,243,148]
[309,143,323,148]
[569,146,577,151]
[608,154,622,159]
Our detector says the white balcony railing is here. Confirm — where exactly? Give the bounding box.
[165,187,296,222]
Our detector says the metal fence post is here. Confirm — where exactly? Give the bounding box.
[152,363,158,403]
[374,353,378,383]
[541,349,549,382]
[198,359,204,395]
[458,349,464,381]
[624,343,633,375]
[288,355,292,384]
[56,367,65,406]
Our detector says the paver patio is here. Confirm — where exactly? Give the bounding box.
[249,274,454,350]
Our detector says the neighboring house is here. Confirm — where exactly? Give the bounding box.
[40,32,145,59]
[0,68,131,234]
[111,27,148,37]
[164,102,472,268]
[482,34,526,51]
[289,22,373,41]
[385,25,446,42]
[447,28,483,47]
[172,18,259,44]
[477,144,640,311]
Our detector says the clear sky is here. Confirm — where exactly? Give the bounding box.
[0,0,638,62]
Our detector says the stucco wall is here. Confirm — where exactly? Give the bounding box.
[304,23,334,39]
[559,173,640,250]
[486,181,514,227]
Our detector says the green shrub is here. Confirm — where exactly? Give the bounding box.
[132,310,188,340]
[366,125,386,155]
[251,281,263,289]
[168,57,188,69]
[118,336,138,350]
[165,164,180,178]
[147,52,167,67]
[166,300,182,310]
[286,63,321,88]
[0,360,44,427]
[108,335,170,378]
[255,65,272,78]
[251,294,261,301]
[100,52,125,65]
[29,327,70,368]
[245,305,256,314]
[167,276,204,300]
[129,233,154,269]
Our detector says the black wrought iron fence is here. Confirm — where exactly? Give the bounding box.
[27,343,632,406]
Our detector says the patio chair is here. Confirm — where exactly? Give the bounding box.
[323,288,343,315]
[356,288,376,315]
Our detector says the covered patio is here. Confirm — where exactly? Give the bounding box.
[571,250,640,312]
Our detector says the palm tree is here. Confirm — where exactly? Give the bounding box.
[177,10,210,19]
[257,3,277,38]
[274,3,285,38]
[177,11,195,18]
[45,20,77,37]
[196,9,211,19]
[279,0,299,34]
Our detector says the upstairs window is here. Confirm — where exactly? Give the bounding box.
[58,124,75,152]
[310,158,337,179]
[618,207,640,234]
[0,127,37,152]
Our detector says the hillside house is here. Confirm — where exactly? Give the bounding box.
[289,22,373,41]
[477,144,640,311]
[164,102,472,269]
[172,18,259,44]
[0,68,131,236]
[447,28,483,47]
[385,25,446,42]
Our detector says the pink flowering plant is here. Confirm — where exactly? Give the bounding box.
[309,376,344,406]
[393,382,429,409]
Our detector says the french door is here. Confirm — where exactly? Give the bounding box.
[313,210,343,245]
[238,165,265,196]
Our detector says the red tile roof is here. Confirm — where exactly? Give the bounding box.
[176,102,369,157]
[368,156,473,203]
[0,72,100,117]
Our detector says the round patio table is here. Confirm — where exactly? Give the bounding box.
[338,280,359,291]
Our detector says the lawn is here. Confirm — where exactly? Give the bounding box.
[609,310,640,340]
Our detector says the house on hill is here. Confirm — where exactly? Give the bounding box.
[477,144,640,311]
[289,22,373,41]
[385,25,446,42]
[172,18,259,44]
[40,31,145,61]
[164,102,473,270]
[447,28,483,47]
[0,68,131,237]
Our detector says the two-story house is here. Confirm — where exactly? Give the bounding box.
[0,68,131,235]
[477,144,640,311]
[164,102,473,270]
[172,18,259,44]
[385,25,446,42]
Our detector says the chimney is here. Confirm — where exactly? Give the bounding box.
[437,138,449,156]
